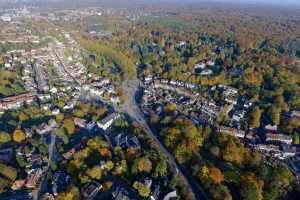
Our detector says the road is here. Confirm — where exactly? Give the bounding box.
[53,49,80,86]
[120,79,208,200]
[33,132,57,200]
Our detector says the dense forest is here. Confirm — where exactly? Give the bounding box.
[70,4,300,200]
[0,2,299,200]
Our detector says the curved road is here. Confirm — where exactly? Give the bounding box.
[120,80,208,200]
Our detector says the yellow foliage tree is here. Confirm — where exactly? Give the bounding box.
[18,112,29,121]
[133,181,151,198]
[138,157,152,173]
[106,161,114,171]
[103,181,113,190]
[63,118,75,135]
[86,166,102,180]
[165,103,177,113]
[209,166,224,184]
[13,130,26,143]
[99,147,110,157]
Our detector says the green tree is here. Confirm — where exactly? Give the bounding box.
[268,106,280,126]
[0,177,10,193]
[249,106,261,128]
[86,166,102,180]
[133,181,151,198]
[132,157,152,174]
[63,118,75,135]
[293,133,300,145]
[241,172,263,200]
[0,163,17,181]
[0,132,11,143]
[18,112,29,121]
[56,113,64,122]
[241,183,260,200]
[153,159,168,177]
[55,128,69,144]
[222,137,245,165]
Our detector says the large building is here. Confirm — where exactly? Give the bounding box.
[97,112,121,131]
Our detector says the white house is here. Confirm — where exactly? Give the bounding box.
[200,69,213,76]
[97,113,121,131]
[266,133,293,145]
[206,60,215,66]
[51,109,60,116]
[194,62,206,69]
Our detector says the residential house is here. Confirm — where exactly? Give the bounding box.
[38,94,51,102]
[206,60,215,66]
[150,184,161,200]
[113,133,141,149]
[144,76,153,84]
[286,156,300,180]
[194,62,206,70]
[74,118,87,128]
[111,182,141,200]
[200,69,213,76]
[98,78,111,87]
[110,95,120,104]
[245,132,259,143]
[26,153,43,169]
[87,122,97,131]
[52,171,70,196]
[36,119,57,135]
[63,101,74,110]
[232,110,246,122]
[97,112,121,131]
[25,168,43,188]
[219,126,246,139]
[290,110,300,119]
[163,191,177,200]
[265,124,278,132]
[252,144,280,154]
[0,92,37,110]
[12,180,26,190]
[62,148,76,160]
[266,133,293,145]
[42,193,55,200]
[280,144,297,159]
[51,108,60,116]
[220,85,238,105]
[82,181,103,200]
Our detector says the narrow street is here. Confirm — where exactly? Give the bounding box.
[33,132,57,200]
[120,79,208,200]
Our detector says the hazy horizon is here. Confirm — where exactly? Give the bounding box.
[0,0,300,9]
[212,0,300,6]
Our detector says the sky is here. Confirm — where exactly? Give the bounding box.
[0,0,300,8]
[212,0,300,6]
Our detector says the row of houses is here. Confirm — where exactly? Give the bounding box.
[0,92,37,112]
[83,77,120,105]
[23,63,37,92]
[142,82,222,124]
[32,60,50,92]
[142,77,300,165]
[79,176,177,200]
[144,76,200,91]
[12,147,46,190]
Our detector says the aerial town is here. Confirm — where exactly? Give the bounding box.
[0,1,300,200]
